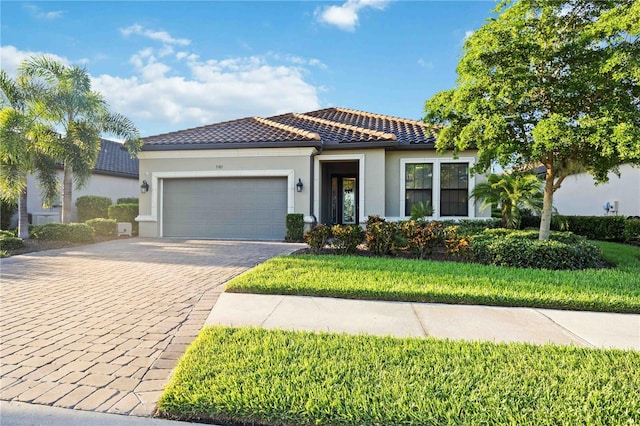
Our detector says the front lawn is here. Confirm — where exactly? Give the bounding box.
[226,242,640,313]
[158,327,640,425]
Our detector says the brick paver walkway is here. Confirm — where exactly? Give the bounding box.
[0,238,302,416]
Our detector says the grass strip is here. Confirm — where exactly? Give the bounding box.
[158,327,640,425]
[226,243,640,313]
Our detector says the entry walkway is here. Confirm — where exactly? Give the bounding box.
[207,293,640,350]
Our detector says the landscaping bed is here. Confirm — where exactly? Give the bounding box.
[226,242,640,313]
[158,327,640,425]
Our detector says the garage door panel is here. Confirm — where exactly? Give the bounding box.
[163,177,287,240]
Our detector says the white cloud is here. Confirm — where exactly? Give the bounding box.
[316,0,389,31]
[0,45,69,77]
[120,24,191,46]
[23,4,64,20]
[4,44,323,136]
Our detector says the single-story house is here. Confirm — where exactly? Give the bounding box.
[551,163,640,217]
[137,107,490,240]
[26,139,139,224]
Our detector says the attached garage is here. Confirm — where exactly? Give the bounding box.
[162,177,288,240]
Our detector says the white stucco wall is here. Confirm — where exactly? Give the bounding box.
[552,164,640,217]
[26,172,139,223]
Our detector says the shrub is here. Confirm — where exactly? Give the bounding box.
[0,250,7,258]
[86,218,117,236]
[304,224,331,254]
[444,226,471,257]
[1,200,17,230]
[116,197,139,204]
[31,222,94,243]
[560,215,626,241]
[75,196,112,222]
[365,218,397,256]
[0,234,24,251]
[520,215,626,241]
[108,203,139,235]
[409,201,434,220]
[624,218,640,243]
[469,230,604,270]
[400,220,445,259]
[331,224,365,255]
[285,214,304,242]
[438,218,502,236]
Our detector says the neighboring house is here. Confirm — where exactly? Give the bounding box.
[551,164,640,217]
[137,107,490,240]
[26,139,139,224]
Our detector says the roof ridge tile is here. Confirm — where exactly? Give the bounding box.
[253,116,321,141]
[293,113,397,141]
[333,107,429,128]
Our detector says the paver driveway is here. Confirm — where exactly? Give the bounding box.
[0,238,303,416]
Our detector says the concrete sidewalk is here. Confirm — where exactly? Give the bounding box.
[206,293,640,350]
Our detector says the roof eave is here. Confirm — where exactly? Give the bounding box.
[322,141,399,150]
[141,140,323,151]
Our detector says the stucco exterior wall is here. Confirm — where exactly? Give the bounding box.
[137,147,314,237]
[384,150,490,219]
[552,164,640,217]
[26,172,139,223]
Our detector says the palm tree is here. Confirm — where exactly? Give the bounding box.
[20,56,141,223]
[471,173,543,229]
[0,70,59,239]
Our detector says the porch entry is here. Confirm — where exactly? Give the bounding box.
[321,161,359,225]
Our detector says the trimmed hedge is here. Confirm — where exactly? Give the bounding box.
[75,196,112,222]
[470,230,604,270]
[624,218,640,243]
[520,215,626,241]
[108,204,139,235]
[31,222,94,243]
[0,232,24,251]
[85,218,117,236]
[285,214,304,242]
[116,197,139,204]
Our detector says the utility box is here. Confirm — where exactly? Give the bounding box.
[117,222,132,237]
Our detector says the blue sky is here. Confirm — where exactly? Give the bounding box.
[2,1,495,137]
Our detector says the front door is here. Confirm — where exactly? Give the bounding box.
[331,176,358,225]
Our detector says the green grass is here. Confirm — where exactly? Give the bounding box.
[158,327,640,425]
[226,242,640,313]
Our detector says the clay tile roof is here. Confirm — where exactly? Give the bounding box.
[143,116,321,146]
[304,107,436,145]
[142,107,438,150]
[93,139,138,178]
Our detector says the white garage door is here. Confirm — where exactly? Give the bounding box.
[163,177,288,240]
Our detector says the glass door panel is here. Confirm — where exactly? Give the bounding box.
[342,178,356,224]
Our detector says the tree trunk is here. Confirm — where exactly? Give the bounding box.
[62,164,73,223]
[539,169,555,241]
[18,186,29,240]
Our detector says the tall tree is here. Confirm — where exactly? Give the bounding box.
[471,172,543,229]
[20,57,141,223]
[0,70,59,239]
[424,0,640,240]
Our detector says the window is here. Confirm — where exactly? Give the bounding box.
[440,163,468,216]
[405,163,433,215]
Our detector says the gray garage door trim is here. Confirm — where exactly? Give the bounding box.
[159,170,294,240]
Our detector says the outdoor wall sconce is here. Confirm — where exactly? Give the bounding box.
[140,180,150,193]
[296,178,304,192]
